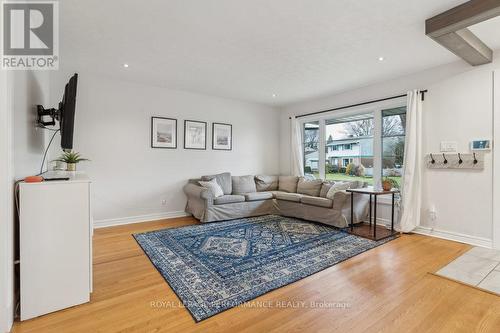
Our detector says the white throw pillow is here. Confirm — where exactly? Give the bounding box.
[326,182,351,200]
[198,179,224,198]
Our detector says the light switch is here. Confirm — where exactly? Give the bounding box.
[440,141,457,152]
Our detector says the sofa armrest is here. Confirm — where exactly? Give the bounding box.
[332,190,350,209]
[183,183,214,202]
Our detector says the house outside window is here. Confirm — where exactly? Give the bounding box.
[302,103,406,187]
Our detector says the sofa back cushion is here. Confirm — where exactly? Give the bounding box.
[198,179,224,198]
[297,178,323,197]
[278,176,299,193]
[255,175,279,192]
[232,175,257,194]
[319,181,335,198]
[201,172,232,195]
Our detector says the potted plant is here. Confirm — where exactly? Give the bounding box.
[382,177,398,191]
[53,151,89,171]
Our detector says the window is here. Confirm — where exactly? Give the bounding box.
[382,107,406,187]
[325,113,374,184]
[303,121,319,176]
[303,104,406,188]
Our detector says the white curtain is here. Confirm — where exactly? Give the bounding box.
[290,116,304,177]
[399,90,423,232]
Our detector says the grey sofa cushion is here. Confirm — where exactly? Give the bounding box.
[214,194,246,205]
[297,178,323,197]
[275,192,302,202]
[301,196,333,208]
[254,175,279,192]
[244,192,273,201]
[201,172,232,195]
[232,175,257,194]
[278,176,299,193]
[319,181,335,198]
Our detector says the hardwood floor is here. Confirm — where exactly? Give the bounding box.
[12,216,500,333]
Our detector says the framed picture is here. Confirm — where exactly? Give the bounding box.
[151,117,177,149]
[471,139,491,151]
[212,123,232,150]
[184,120,207,150]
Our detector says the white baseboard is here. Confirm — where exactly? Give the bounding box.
[414,226,493,249]
[93,211,189,229]
[360,218,492,249]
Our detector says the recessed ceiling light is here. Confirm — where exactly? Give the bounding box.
[123,63,129,68]
[272,93,277,98]
[378,57,385,62]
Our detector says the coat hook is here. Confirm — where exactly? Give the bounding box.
[442,153,448,164]
[430,153,435,164]
[473,153,478,165]
[458,153,463,164]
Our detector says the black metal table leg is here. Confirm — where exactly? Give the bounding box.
[391,192,395,233]
[373,194,377,240]
[350,192,354,231]
[369,194,372,227]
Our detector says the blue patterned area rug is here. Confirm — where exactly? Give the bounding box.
[134,215,395,322]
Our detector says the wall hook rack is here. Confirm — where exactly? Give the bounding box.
[426,152,484,170]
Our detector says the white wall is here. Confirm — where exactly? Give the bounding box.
[495,71,500,250]
[12,71,50,178]
[48,71,281,224]
[280,56,500,247]
[421,69,494,243]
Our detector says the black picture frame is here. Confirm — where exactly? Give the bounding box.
[151,117,177,149]
[212,122,232,151]
[184,120,207,150]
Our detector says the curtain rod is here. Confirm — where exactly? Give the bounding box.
[289,90,428,120]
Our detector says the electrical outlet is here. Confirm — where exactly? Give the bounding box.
[161,199,167,206]
[428,210,437,221]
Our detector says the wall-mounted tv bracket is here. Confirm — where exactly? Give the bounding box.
[37,104,61,127]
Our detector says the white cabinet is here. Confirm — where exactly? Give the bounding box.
[19,172,92,320]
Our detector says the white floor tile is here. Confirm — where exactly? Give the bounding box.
[466,247,500,262]
[436,254,498,286]
[478,270,500,294]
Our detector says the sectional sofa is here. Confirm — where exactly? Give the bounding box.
[183,173,370,228]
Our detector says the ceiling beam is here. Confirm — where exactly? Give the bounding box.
[426,0,500,66]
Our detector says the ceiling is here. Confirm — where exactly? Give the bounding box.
[59,0,500,106]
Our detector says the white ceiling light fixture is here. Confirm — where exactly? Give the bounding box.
[272,93,277,98]
[123,63,129,68]
[378,56,385,62]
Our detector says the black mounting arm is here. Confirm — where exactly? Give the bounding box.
[36,105,60,127]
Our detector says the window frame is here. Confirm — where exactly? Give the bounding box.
[300,97,406,190]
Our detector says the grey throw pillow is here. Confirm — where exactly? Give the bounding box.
[198,179,224,198]
[201,172,232,195]
[278,176,299,193]
[254,175,279,192]
[297,178,323,197]
[232,175,257,194]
